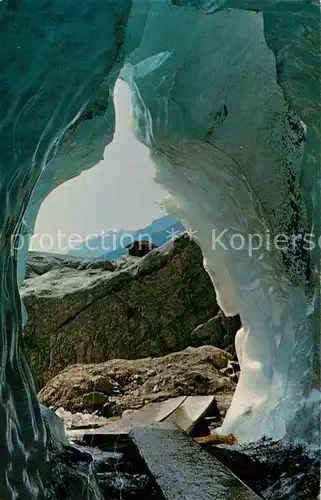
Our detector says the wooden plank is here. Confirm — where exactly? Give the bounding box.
[122,396,187,423]
[131,427,261,500]
[170,395,216,434]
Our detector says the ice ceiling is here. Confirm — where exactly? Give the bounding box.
[0,0,319,497]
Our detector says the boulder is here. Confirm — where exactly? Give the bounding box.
[191,316,224,348]
[191,311,242,353]
[38,345,235,416]
[22,235,222,389]
[82,392,110,410]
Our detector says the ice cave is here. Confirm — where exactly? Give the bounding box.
[0,0,320,498]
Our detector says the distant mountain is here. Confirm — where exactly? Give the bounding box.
[69,216,186,259]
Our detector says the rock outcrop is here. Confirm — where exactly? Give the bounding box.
[23,235,230,389]
[38,345,235,417]
[25,251,115,279]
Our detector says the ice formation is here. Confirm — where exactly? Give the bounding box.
[123,0,320,445]
[0,0,319,497]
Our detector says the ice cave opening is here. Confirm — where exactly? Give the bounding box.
[29,79,170,258]
[0,0,320,498]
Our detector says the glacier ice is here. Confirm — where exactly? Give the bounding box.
[0,0,319,497]
[0,1,132,497]
[123,0,320,445]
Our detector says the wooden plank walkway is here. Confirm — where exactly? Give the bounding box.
[131,427,261,500]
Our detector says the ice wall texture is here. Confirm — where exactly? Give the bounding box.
[122,0,320,444]
[0,0,319,497]
[0,1,133,497]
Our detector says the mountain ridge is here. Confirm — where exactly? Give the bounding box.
[68,215,186,259]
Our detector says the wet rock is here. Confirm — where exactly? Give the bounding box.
[42,428,104,499]
[97,472,151,498]
[93,451,125,472]
[78,436,165,499]
[45,438,165,500]
[201,439,321,500]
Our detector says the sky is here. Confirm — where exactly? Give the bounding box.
[32,80,166,253]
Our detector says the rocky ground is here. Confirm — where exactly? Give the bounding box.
[38,343,239,499]
[38,345,235,419]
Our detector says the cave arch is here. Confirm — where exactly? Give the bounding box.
[0,0,319,497]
